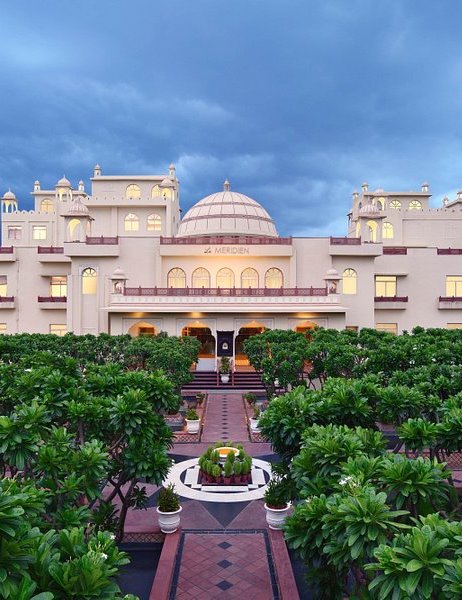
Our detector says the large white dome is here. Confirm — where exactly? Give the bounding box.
[177,181,278,238]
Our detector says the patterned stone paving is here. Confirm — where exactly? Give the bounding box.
[201,393,249,443]
[169,530,279,600]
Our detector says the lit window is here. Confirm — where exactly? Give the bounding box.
[355,222,360,237]
[0,323,6,334]
[124,213,139,232]
[375,197,385,210]
[217,268,235,288]
[147,213,162,231]
[7,226,21,240]
[32,225,47,240]
[367,220,378,242]
[446,276,462,297]
[82,267,97,295]
[382,222,394,239]
[192,268,210,288]
[50,276,67,297]
[375,275,397,297]
[50,324,67,336]
[376,323,398,334]
[342,269,357,294]
[40,198,54,213]
[0,276,7,296]
[390,200,401,209]
[151,185,161,198]
[241,268,259,288]
[265,268,283,288]
[162,188,172,199]
[447,323,462,330]
[409,200,422,210]
[168,267,186,288]
[345,326,359,331]
[126,184,141,199]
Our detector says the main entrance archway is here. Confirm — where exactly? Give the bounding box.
[182,324,216,361]
[235,321,268,367]
[294,320,317,339]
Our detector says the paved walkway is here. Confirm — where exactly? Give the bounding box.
[124,389,300,599]
[201,393,249,443]
[170,531,278,600]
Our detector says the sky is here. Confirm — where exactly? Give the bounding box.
[1,0,462,236]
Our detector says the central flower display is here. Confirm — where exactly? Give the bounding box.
[198,442,253,486]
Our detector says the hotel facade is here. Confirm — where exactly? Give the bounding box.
[1,164,462,368]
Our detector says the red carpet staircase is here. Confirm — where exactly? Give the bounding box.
[182,370,265,392]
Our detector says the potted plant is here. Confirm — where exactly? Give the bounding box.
[156,484,182,534]
[263,478,291,530]
[220,357,231,383]
[241,458,252,483]
[250,406,261,432]
[244,392,257,406]
[185,408,200,433]
[233,460,242,484]
[212,464,222,484]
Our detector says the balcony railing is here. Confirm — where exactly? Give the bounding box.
[86,236,119,245]
[375,296,408,302]
[0,296,14,302]
[37,246,64,254]
[124,286,328,297]
[330,237,361,245]
[383,247,408,255]
[160,235,292,245]
[37,296,67,302]
[0,246,14,254]
[437,248,462,255]
[439,296,462,302]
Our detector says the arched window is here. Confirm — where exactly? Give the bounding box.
[147,213,162,232]
[265,268,283,288]
[390,200,401,209]
[216,268,235,288]
[151,185,161,198]
[126,184,141,199]
[68,218,81,241]
[40,198,54,213]
[82,267,97,295]
[409,200,422,210]
[366,220,378,242]
[192,267,210,288]
[375,197,385,210]
[168,267,186,288]
[355,222,361,237]
[162,188,172,199]
[343,268,357,294]
[382,222,394,239]
[124,213,139,232]
[241,268,259,288]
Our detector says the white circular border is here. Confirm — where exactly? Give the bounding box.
[163,458,272,503]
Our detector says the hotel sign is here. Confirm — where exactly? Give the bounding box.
[204,246,250,255]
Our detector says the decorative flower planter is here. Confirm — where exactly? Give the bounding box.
[156,506,182,534]
[220,374,230,384]
[264,503,291,530]
[250,418,261,432]
[185,418,200,434]
[215,446,239,462]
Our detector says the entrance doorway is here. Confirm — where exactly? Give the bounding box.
[235,321,268,367]
[182,324,216,370]
[295,320,317,340]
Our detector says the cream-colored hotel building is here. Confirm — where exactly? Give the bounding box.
[1,164,462,367]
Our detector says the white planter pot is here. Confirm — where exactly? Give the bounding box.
[250,418,261,432]
[157,506,182,534]
[185,419,200,434]
[264,503,291,530]
[274,378,280,387]
[221,374,230,384]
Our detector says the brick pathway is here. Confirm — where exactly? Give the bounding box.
[170,531,279,599]
[201,393,249,443]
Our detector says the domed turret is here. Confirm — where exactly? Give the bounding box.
[67,196,89,216]
[359,203,380,217]
[3,189,16,200]
[177,180,278,238]
[56,176,71,188]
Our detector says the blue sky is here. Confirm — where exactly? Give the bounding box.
[1,1,462,236]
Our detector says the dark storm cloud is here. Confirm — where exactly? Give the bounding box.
[1,0,462,235]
